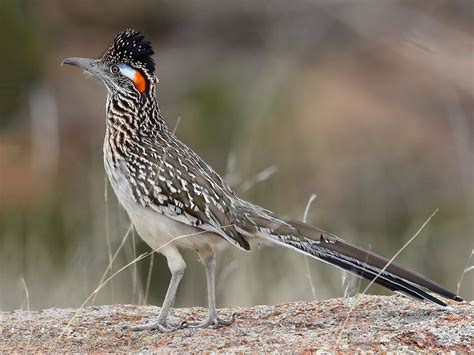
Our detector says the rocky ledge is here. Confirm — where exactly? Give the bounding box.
[0,295,472,352]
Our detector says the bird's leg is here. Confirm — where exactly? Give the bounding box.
[129,246,186,332]
[182,245,236,329]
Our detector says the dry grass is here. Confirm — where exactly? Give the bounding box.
[334,209,440,349]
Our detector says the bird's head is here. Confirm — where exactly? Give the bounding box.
[63,29,156,97]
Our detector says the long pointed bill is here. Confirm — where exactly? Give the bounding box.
[62,57,97,68]
[62,57,105,79]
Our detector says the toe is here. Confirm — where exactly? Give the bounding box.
[126,322,178,332]
[181,313,236,329]
[218,313,237,326]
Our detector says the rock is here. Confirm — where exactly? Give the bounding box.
[0,295,472,352]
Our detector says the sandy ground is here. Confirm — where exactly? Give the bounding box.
[0,295,472,352]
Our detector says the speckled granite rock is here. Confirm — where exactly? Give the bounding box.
[0,295,472,352]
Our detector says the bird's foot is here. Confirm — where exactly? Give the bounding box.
[181,312,237,329]
[123,316,182,332]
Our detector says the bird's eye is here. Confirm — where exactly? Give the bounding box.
[110,65,120,74]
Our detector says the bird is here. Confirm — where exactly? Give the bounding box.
[63,29,463,332]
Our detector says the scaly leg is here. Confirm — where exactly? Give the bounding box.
[182,245,236,328]
[129,246,186,332]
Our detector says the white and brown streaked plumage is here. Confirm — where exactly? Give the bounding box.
[63,29,463,332]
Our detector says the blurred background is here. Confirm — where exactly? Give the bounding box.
[0,0,472,311]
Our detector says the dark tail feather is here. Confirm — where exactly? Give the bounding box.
[266,219,463,306]
[309,243,448,306]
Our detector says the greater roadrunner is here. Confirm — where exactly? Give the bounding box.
[63,29,463,332]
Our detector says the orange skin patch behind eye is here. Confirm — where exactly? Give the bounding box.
[132,70,146,93]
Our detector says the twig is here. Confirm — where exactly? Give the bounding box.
[131,227,139,304]
[20,277,30,312]
[92,224,133,303]
[144,252,155,305]
[20,277,33,347]
[104,176,114,303]
[457,249,474,296]
[334,208,439,350]
[224,151,238,186]
[240,165,278,192]
[303,193,317,300]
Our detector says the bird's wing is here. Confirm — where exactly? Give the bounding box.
[124,135,251,250]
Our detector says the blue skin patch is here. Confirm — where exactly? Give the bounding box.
[118,64,135,80]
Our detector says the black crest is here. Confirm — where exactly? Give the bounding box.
[102,29,155,74]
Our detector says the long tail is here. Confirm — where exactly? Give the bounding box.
[240,205,463,306]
